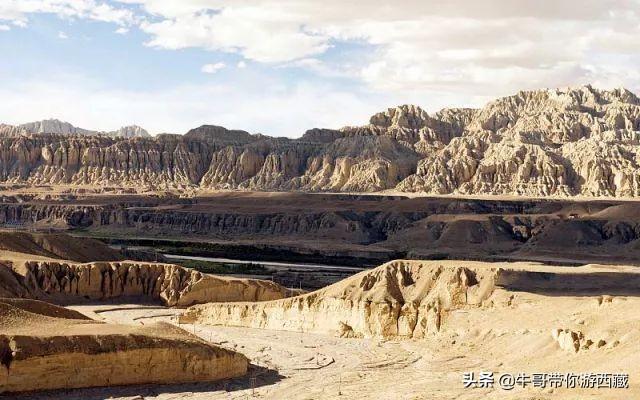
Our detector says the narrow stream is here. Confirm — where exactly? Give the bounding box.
[163,254,365,273]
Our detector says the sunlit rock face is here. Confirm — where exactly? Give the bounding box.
[9,260,288,307]
[182,259,640,340]
[2,85,640,197]
[0,298,248,394]
[182,260,500,339]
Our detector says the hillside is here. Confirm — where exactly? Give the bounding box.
[0,298,247,393]
[1,85,639,197]
[182,259,640,338]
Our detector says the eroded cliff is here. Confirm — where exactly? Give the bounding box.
[5,260,288,306]
[2,85,640,197]
[0,298,248,393]
[182,260,498,338]
[182,260,640,339]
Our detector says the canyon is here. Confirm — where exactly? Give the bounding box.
[0,234,290,394]
[2,192,640,268]
[2,85,640,399]
[1,208,639,398]
[4,257,637,399]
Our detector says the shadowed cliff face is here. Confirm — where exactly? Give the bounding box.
[2,86,640,197]
[2,194,640,267]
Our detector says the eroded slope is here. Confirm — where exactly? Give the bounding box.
[183,260,640,339]
[1,260,288,307]
[2,85,640,197]
[0,298,247,394]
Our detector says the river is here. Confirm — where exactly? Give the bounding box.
[162,254,366,273]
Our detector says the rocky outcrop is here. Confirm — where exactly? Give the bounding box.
[11,260,288,306]
[184,124,258,145]
[551,328,611,353]
[0,133,215,189]
[0,265,30,298]
[2,85,640,197]
[182,260,640,339]
[182,260,499,338]
[109,125,150,138]
[9,119,151,138]
[17,119,96,136]
[0,299,248,393]
[398,86,640,197]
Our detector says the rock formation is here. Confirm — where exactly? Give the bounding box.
[0,298,248,393]
[6,193,640,267]
[0,192,640,267]
[181,260,640,339]
[0,265,30,298]
[8,119,151,138]
[182,260,497,338]
[2,85,640,197]
[109,125,150,138]
[17,119,96,136]
[4,260,288,307]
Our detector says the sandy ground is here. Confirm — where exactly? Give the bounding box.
[8,284,637,400]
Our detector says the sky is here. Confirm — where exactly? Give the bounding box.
[1,1,639,137]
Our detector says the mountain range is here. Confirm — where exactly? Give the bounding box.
[0,119,150,138]
[1,85,640,198]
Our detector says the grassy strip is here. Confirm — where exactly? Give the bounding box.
[85,236,391,267]
[173,259,270,275]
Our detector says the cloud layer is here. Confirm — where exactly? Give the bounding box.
[119,0,640,95]
[1,0,640,135]
[0,76,384,137]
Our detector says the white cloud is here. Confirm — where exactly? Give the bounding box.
[57,30,68,39]
[0,0,137,27]
[3,0,640,133]
[201,62,226,74]
[114,27,129,34]
[0,24,10,31]
[237,61,247,69]
[115,0,640,97]
[5,2,640,96]
[139,8,329,63]
[280,57,355,79]
[0,74,387,137]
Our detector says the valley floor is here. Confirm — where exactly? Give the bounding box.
[10,283,639,400]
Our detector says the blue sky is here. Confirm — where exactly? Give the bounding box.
[1,1,639,136]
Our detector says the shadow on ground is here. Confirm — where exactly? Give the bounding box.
[2,364,284,400]
[498,269,640,297]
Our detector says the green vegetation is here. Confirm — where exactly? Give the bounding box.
[80,236,386,267]
[173,259,270,275]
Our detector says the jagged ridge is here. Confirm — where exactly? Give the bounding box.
[182,260,499,338]
[1,85,640,197]
[4,260,288,307]
[181,259,640,339]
